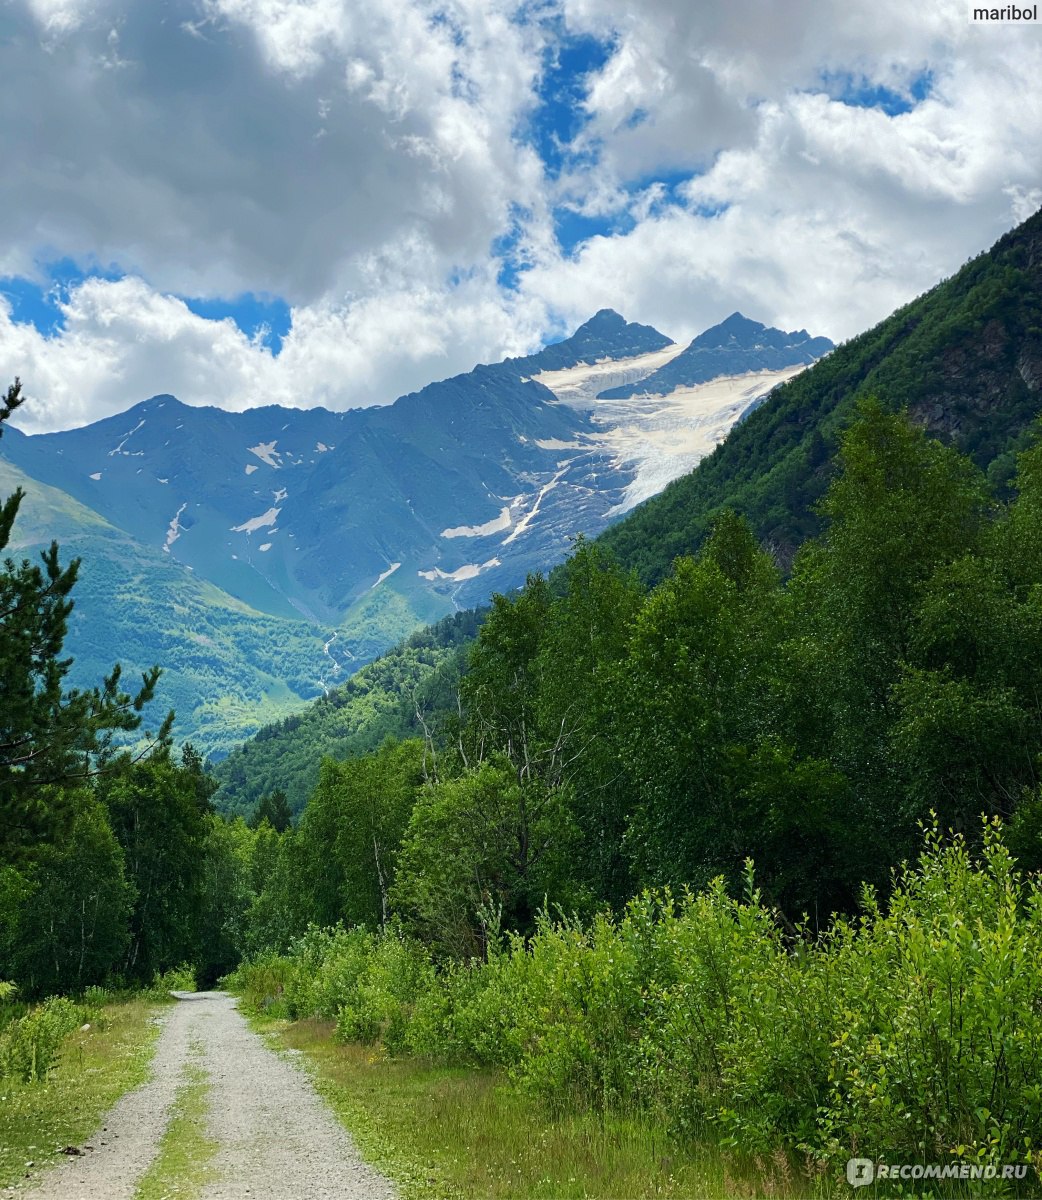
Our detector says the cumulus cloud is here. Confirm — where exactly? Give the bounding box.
[0,273,553,434]
[1,0,546,301]
[520,0,1042,345]
[1,0,1040,430]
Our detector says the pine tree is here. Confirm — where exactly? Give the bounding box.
[0,380,169,865]
[249,788,291,833]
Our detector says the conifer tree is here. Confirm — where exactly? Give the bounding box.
[249,788,291,833]
[0,380,168,864]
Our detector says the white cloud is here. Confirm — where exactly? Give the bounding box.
[0,273,553,433]
[0,0,1040,431]
[516,5,1042,346]
[2,0,547,302]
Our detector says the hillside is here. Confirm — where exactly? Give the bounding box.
[600,208,1042,581]
[0,459,336,758]
[211,206,1042,817]
[213,608,482,816]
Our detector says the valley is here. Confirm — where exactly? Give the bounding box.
[3,6,1041,1198]
[0,311,831,756]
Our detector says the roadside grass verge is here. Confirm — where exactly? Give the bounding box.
[0,999,161,1189]
[263,1015,834,1200]
[134,1039,216,1200]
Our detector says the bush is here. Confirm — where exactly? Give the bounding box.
[225,951,295,1018]
[144,963,197,1000]
[334,929,435,1053]
[228,821,1042,1176]
[810,819,1042,1166]
[283,926,376,1020]
[0,996,90,1082]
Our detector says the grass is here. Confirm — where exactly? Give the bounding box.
[134,1038,217,1200]
[261,1016,836,1200]
[0,998,161,1189]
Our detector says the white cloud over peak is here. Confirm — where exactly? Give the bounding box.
[0,0,1039,431]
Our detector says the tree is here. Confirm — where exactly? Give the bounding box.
[620,513,785,894]
[0,380,169,866]
[100,754,211,979]
[249,788,291,832]
[195,815,253,986]
[294,740,426,929]
[535,539,644,907]
[392,757,576,959]
[460,574,553,775]
[0,789,132,996]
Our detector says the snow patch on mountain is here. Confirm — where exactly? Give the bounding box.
[595,365,809,512]
[231,506,281,534]
[532,343,687,408]
[441,507,512,539]
[248,441,281,468]
[244,464,258,475]
[502,468,569,544]
[110,419,146,456]
[371,562,402,588]
[164,501,188,553]
[418,558,500,582]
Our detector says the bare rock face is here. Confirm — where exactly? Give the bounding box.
[1018,346,1042,393]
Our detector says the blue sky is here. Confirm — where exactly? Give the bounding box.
[0,0,1038,430]
[2,265,292,353]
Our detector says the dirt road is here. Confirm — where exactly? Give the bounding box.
[20,992,397,1200]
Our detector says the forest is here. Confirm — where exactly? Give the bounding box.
[6,371,1042,1181]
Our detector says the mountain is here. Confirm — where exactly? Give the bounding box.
[599,206,1042,582]
[595,312,834,399]
[211,206,1042,815]
[505,307,671,370]
[2,309,832,754]
[0,457,335,756]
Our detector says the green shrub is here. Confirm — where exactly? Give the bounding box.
[0,996,89,1082]
[225,951,295,1017]
[334,928,435,1053]
[811,819,1042,1167]
[284,926,375,1020]
[228,820,1042,1178]
[145,963,198,1000]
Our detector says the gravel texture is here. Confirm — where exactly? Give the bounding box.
[19,992,397,1200]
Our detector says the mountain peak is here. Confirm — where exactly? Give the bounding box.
[511,310,673,376]
[692,312,769,349]
[596,313,834,399]
[574,308,628,334]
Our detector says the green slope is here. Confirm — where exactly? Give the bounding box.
[599,208,1042,581]
[211,608,483,817]
[0,459,333,758]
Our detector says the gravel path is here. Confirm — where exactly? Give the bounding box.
[19,992,397,1200]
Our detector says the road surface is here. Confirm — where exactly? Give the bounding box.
[19,991,397,1200]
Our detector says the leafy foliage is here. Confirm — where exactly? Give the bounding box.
[231,819,1042,1174]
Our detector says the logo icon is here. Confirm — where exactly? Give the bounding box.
[847,1158,875,1188]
